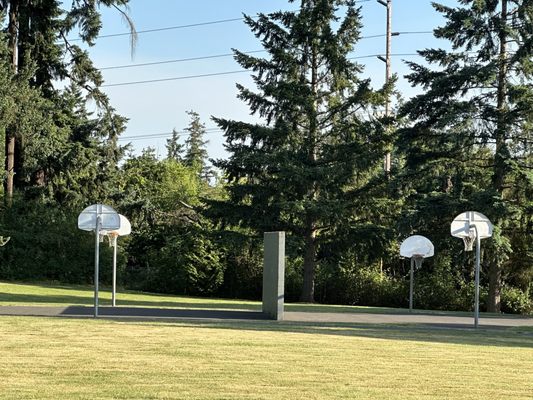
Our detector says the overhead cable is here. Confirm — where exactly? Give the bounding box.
[101,53,422,87]
[66,0,373,42]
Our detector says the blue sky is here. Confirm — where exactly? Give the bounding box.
[79,0,459,160]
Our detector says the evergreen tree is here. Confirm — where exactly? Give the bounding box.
[183,110,211,180]
[398,0,533,312]
[166,129,184,162]
[0,0,134,202]
[209,0,390,302]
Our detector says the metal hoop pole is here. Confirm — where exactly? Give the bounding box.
[473,225,480,328]
[94,215,101,318]
[112,235,117,307]
[409,258,414,312]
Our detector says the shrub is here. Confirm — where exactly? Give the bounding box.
[501,286,532,315]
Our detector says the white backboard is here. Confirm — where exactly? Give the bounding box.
[451,211,493,239]
[102,214,131,237]
[400,235,434,258]
[78,204,121,232]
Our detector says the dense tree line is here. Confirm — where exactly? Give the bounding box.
[0,0,530,314]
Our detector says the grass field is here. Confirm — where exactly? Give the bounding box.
[0,281,508,317]
[1,281,532,399]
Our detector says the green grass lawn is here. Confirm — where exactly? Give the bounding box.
[0,316,531,399]
[0,281,532,399]
[0,281,262,310]
[0,281,509,317]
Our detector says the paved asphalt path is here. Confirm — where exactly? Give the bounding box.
[1,305,532,328]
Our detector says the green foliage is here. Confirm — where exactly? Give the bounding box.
[410,255,474,312]
[0,0,530,316]
[213,230,264,300]
[126,224,224,296]
[183,110,212,180]
[397,0,533,312]
[119,148,201,217]
[209,0,391,302]
[316,260,405,308]
[0,198,115,283]
[117,151,225,295]
[166,128,184,162]
[501,285,532,315]
[0,0,132,201]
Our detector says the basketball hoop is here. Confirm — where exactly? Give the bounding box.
[450,211,493,328]
[102,214,131,307]
[462,231,476,252]
[400,235,434,312]
[77,204,121,318]
[104,232,117,248]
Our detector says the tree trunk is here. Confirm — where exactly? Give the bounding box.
[488,0,508,312]
[5,0,19,204]
[299,24,319,303]
[487,260,501,313]
[5,137,15,204]
[300,225,316,303]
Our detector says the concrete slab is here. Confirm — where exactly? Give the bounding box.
[0,305,531,329]
[0,306,267,321]
[284,311,533,328]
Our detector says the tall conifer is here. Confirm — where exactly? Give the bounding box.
[399,0,533,312]
[211,0,390,302]
[0,0,134,201]
[184,110,211,180]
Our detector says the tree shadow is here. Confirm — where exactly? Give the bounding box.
[0,292,261,310]
[134,318,533,349]
[59,305,266,320]
[48,305,533,349]
[1,300,532,348]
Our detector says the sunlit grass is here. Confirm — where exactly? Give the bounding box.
[1,281,532,399]
[0,281,261,310]
[0,316,531,399]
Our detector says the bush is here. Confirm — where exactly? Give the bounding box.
[501,286,532,315]
[316,261,405,308]
[212,231,263,300]
[125,225,224,296]
[0,199,110,284]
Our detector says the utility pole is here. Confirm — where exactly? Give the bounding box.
[377,0,394,174]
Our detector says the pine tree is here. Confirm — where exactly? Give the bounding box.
[0,0,135,202]
[210,0,390,302]
[166,129,184,162]
[399,0,533,312]
[183,110,211,180]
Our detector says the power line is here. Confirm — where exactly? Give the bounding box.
[97,32,430,71]
[119,128,222,141]
[101,53,422,87]
[67,0,373,42]
[102,70,246,87]
[351,52,421,60]
[99,50,265,70]
[68,17,246,42]
[398,30,433,35]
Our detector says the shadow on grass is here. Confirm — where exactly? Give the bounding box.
[284,304,513,318]
[1,299,532,348]
[134,318,533,349]
[0,292,261,311]
[58,306,267,320]
[2,289,521,318]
